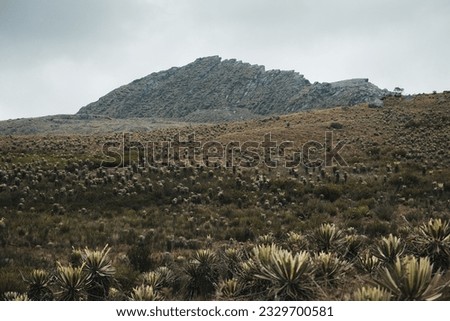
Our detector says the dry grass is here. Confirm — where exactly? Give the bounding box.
[0,92,449,300]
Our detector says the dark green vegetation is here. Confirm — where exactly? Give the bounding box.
[0,93,449,300]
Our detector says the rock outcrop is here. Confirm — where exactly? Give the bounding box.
[77,56,390,122]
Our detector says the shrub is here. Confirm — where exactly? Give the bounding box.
[330,122,343,130]
[226,226,255,242]
[314,184,342,202]
[127,243,153,272]
[343,205,369,220]
[373,204,395,221]
[363,220,393,238]
[0,267,27,296]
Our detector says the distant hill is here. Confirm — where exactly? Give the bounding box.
[0,114,190,136]
[77,56,390,122]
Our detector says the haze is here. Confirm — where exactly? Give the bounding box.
[0,0,449,120]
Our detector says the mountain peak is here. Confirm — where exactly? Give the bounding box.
[77,57,389,122]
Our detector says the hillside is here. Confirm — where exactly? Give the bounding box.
[1,92,449,301]
[0,114,191,136]
[77,56,389,122]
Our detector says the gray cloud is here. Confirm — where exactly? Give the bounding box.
[1,0,449,120]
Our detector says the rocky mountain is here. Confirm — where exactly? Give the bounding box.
[77,56,390,122]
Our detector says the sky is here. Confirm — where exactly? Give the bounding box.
[0,0,449,120]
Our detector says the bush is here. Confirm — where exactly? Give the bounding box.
[343,205,369,220]
[127,243,153,272]
[373,204,395,221]
[330,122,343,130]
[0,269,27,297]
[314,184,342,202]
[363,220,393,238]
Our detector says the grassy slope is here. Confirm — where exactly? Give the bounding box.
[0,93,449,300]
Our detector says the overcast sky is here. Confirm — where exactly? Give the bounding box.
[1,0,449,120]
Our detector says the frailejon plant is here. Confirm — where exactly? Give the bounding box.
[236,258,270,299]
[357,251,380,274]
[414,218,450,271]
[22,269,53,301]
[215,278,242,300]
[352,286,391,301]
[127,241,152,272]
[342,234,365,261]
[235,244,279,299]
[107,287,125,300]
[374,234,404,264]
[70,247,84,267]
[142,271,162,287]
[313,252,352,287]
[253,244,315,300]
[256,233,276,245]
[312,223,345,253]
[183,249,219,299]
[129,285,162,301]
[54,262,89,301]
[3,291,29,301]
[82,245,116,300]
[222,247,243,279]
[252,243,277,267]
[285,231,309,253]
[153,266,177,289]
[374,256,446,300]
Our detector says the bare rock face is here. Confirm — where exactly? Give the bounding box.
[77,56,390,121]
